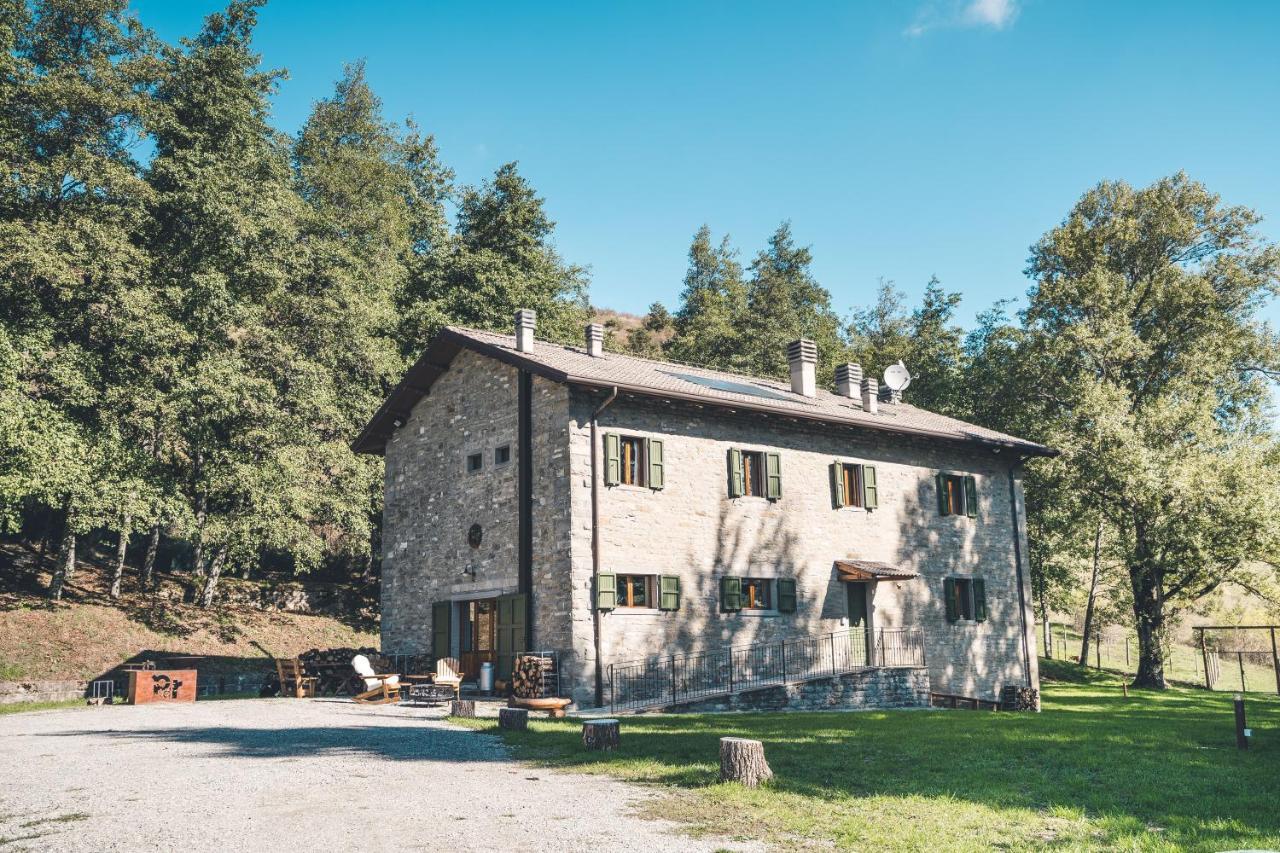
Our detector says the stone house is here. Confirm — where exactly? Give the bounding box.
[354,311,1052,710]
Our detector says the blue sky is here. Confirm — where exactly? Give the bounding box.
[134,0,1280,327]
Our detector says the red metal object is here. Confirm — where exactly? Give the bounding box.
[127,669,197,704]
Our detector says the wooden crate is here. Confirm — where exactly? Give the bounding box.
[128,669,198,705]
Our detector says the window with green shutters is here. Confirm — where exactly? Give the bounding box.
[728,449,777,499]
[944,577,986,623]
[936,472,978,518]
[831,461,877,509]
[603,433,663,489]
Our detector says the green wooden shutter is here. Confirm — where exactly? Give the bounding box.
[936,473,949,516]
[965,475,978,518]
[720,576,742,611]
[728,448,744,497]
[830,461,844,508]
[944,578,959,622]
[658,575,680,611]
[647,438,664,490]
[496,593,527,680]
[776,578,797,613]
[862,465,878,509]
[603,433,621,486]
[765,452,782,500]
[431,601,451,661]
[596,573,617,610]
[973,578,987,622]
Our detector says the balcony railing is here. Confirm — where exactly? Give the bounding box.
[607,626,926,712]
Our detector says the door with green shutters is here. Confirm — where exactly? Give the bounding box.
[495,593,527,683]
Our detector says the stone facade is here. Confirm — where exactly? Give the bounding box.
[663,666,930,713]
[380,347,1039,710]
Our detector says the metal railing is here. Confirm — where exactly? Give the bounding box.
[608,626,926,712]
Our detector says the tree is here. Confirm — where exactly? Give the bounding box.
[624,302,673,359]
[742,223,846,383]
[1022,174,1280,687]
[667,226,749,370]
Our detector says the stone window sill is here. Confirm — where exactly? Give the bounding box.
[610,607,662,616]
[736,610,781,617]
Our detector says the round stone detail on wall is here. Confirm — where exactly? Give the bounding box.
[467,523,483,549]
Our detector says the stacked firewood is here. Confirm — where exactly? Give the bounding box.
[511,655,555,698]
[299,647,387,672]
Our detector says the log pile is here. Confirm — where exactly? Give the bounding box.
[298,647,387,673]
[719,737,773,788]
[511,655,555,699]
[999,685,1040,712]
[582,719,620,751]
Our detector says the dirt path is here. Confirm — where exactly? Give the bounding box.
[0,699,757,852]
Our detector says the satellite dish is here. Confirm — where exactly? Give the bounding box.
[883,360,912,392]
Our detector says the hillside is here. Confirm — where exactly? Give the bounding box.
[0,542,377,684]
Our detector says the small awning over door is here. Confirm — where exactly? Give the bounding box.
[834,559,918,582]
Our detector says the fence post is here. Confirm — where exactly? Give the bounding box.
[728,648,734,695]
[670,654,677,705]
[1239,651,1247,692]
[1271,627,1280,697]
[830,632,838,676]
[609,665,614,712]
[780,641,788,683]
[1199,630,1212,690]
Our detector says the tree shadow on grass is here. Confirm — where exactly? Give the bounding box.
[486,687,1280,850]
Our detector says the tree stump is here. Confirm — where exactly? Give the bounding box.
[498,707,528,731]
[450,700,476,718]
[719,737,772,787]
[582,719,621,751]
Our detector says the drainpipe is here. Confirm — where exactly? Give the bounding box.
[1006,457,1034,691]
[590,386,619,707]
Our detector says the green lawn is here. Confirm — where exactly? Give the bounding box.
[454,660,1280,851]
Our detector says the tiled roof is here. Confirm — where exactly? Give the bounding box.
[352,326,1054,458]
[835,560,920,581]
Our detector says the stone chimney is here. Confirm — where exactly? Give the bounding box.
[835,363,862,398]
[515,309,536,353]
[861,376,879,414]
[787,339,817,397]
[585,322,604,357]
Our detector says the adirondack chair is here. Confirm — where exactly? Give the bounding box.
[351,654,401,705]
[275,658,318,698]
[431,657,463,700]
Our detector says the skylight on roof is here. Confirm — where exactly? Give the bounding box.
[663,371,796,402]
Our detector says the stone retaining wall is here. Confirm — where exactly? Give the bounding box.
[0,680,89,705]
[661,666,930,713]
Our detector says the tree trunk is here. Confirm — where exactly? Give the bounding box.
[141,525,160,589]
[48,518,75,601]
[1129,530,1167,688]
[450,700,476,718]
[582,719,621,751]
[199,545,227,608]
[499,707,528,731]
[109,517,131,599]
[1078,518,1103,667]
[191,491,207,578]
[720,737,773,787]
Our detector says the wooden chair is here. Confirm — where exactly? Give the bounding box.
[431,657,463,700]
[275,658,318,698]
[351,654,401,705]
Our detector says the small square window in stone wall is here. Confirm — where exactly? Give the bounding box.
[466,452,483,473]
[494,445,511,466]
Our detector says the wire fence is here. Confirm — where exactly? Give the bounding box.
[1045,623,1280,695]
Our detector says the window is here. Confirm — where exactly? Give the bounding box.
[936,473,977,518]
[617,574,651,608]
[729,449,781,499]
[742,578,772,610]
[466,452,483,473]
[603,434,665,490]
[596,573,681,611]
[494,444,511,466]
[944,577,987,623]
[830,462,877,509]
[720,577,797,613]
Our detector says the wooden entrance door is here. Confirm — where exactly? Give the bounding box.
[846,583,871,665]
[460,599,496,680]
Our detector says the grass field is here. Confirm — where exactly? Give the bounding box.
[454,660,1280,851]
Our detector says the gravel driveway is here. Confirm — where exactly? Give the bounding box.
[0,699,758,852]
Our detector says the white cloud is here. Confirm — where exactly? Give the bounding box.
[905,0,1021,37]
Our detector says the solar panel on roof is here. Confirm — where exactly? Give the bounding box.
[663,371,796,402]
